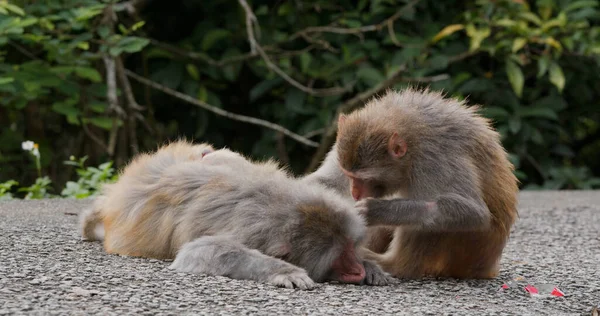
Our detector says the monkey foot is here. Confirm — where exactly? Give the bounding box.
[268,271,316,290]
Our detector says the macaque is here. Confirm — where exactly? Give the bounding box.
[80,141,390,289]
[306,88,519,279]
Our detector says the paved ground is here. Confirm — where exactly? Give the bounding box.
[0,191,598,315]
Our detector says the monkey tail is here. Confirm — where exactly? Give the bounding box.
[79,197,106,241]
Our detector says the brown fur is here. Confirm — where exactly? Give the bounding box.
[334,88,519,279]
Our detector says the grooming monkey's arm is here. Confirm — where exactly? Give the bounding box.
[358,193,490,231]
[169,236,315,289]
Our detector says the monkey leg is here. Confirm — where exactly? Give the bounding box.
[364,227,394,254]
[169,236,315,290]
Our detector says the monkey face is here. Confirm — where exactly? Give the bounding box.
[290,203,367,284]
[340,168,389,201]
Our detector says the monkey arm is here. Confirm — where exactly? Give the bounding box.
[358,193,491,231]
[169,235,315,289]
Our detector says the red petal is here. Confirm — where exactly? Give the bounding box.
[550,288,564,297]
[524,285,538,294]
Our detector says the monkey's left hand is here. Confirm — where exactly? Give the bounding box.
[355,198,387,226]
[362,260,394,286]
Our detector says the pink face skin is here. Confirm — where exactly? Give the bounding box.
[330,239,366,284]
[341,168,374,201]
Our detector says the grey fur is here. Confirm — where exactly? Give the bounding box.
[87,145,391,289]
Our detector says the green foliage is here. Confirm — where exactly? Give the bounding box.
[61,156,117,199]
[18,176,53,200]
[1,0,599,193]
[0,154,117,200]
[0,180,18,200]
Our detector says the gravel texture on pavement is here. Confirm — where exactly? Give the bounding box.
[0,191,599,315]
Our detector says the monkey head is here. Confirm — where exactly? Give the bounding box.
[336,113,410,201]
[287,201,367,284]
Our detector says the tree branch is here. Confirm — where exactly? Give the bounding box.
[124,69,318,147]
[400,73,450,83]
[116,58,142,155]
[237,0,348,97]
[291,0,421,40]
[79,117,109,153]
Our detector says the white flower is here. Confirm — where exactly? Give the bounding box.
[22,141,34,151]
[32,148,40,158]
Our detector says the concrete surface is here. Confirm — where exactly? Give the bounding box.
[0,191,599,315]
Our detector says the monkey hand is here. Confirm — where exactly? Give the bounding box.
[361,260,394,286]
[267,268,316,290]
[355,198,386,226]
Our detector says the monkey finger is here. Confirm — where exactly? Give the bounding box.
[362,260,392,286]
[293,275,316,290]
[354,199,370,217]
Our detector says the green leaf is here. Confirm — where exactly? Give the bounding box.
[97,26,110,38]
[564,0,599,13]
[505,59,524,98]
[512,38,527,52]
[519,12,542,26]
[88,117,114,130]
[548,62,565,93]
[89,102,107,113]
[118,24,128,35]
[131,21,145,31]
[431,24,464,43]
[299,52,312,73]
[531,96,567,111]
[3,3,25,16]
[17,18,38,28]
[277,2,292,16]
[531,128,544,145]
[508,117,522,134]
[197,85,208,102]
[357,66,384,86]
[495,19,517,27]
[186,64,200,80]
[0,77,14,85]
[76,42,89,50]
[517,107,558,120]
[285,89,309,114]
[52,102,81,117]
[74,67,102,83]
[537,55,550,78]
[480,106,510,120]
[249,78,283,102]
[465,24,491,51]
[542,12,567,31]
[201,29,231,51]
[429,55,449,70]
[115,37,150,54]
[73,5,105,21]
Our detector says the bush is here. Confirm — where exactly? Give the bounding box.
[1,0,599,194]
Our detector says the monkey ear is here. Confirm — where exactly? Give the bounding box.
[201,148,213,158]
[388,132,407,158]
[338,114,346,126]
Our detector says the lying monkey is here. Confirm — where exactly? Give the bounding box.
[80,141,390,289]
